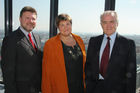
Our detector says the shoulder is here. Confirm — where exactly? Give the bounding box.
[72,33,85,45]
[33,32,40,37]
[3,29,19,42]
[43,34,62,53]
[2,30,20,50]
[44,34,60,46]
[72,33,82,40]
[117,34,136,49]
[89,35,103,43]
[32,32,41,41]
[117,34,135,44]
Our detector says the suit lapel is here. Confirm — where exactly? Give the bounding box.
[88,35,103,80]
[96,35,104,57]
[96,35,104,79]
[17,28,36,52]
[109,34,120,61]
[32,32,41,49]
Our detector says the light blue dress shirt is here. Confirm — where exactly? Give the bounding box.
[99,32,117,79]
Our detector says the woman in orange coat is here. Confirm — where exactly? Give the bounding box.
[42,14,86,93]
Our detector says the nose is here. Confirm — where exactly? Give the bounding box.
[63,25,68,29]
[29,19,34,23]
[106,22,112,28]
[28,18,35,23]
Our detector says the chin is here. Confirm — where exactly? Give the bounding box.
[28,28,34,31]
[25,29,33,32]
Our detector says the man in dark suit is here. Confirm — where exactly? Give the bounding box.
[1,6,42,93]
[85,10,136,93]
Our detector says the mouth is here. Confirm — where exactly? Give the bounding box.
[106,29,112,31]
[28,24,35,27]
[64,30,68,32]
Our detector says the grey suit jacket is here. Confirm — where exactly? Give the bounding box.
[85,33,136,93]
[1,28,43,93]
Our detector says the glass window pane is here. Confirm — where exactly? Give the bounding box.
[116,0,140,92]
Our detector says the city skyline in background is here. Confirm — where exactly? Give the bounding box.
[0,1,140,92]
[0,0,140,35]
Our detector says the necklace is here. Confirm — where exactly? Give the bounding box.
[60,34,76,47]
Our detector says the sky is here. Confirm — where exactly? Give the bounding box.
[0,0,140,35]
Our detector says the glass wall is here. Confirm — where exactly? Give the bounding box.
[13,0,50,49]
[116,0,140,92]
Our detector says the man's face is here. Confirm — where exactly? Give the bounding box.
[101,14,118,36]
[20,11,37,32]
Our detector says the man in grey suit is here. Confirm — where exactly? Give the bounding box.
[85,10,136,93]
[1,6,42,93]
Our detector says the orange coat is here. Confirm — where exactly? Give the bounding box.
[42,33,86,93]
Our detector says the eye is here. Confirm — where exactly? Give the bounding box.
[110,21,115,23]
[32,18,36,21]
[102,21,107,24]
[26,17,30,20]
[59,24,64,27]
[66,23,71,26]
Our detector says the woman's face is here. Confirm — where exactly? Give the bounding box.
[58,20,72,36]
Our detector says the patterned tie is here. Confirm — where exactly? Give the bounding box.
[100,37,110,77]
[28,33,36,50]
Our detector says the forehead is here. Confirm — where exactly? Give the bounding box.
[59,20,70,24]
[21,11,37,17]
[102,14,116,21]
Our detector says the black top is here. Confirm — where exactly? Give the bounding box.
[61,41,84,93]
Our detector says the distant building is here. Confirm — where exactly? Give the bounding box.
[137,65,140,89]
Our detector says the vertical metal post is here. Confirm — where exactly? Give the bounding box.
[4,0,12,36]
[49,0,58,38]
[105,0,115,11]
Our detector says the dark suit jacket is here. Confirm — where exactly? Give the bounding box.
[1,28,42,93]
[85,34,136,93]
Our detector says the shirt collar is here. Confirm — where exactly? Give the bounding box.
[20,26,32,37]
[104,32,117,42]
